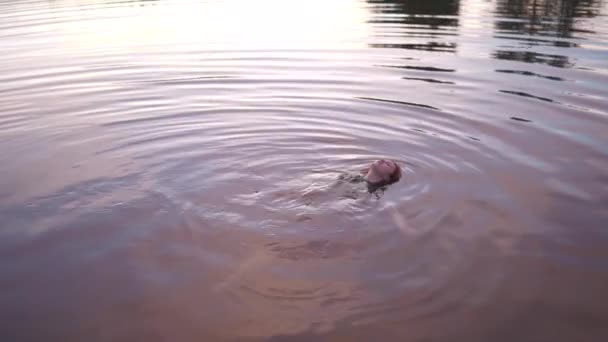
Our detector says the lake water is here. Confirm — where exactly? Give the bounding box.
[1,0,608,341]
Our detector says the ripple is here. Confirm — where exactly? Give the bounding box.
[499,89,556,103]
[492,50,575,68]
[357,96,440,110]
[370,42,457,52]
[510,116,533,123]
[402,76,455,84]
[495,69,567,81]
[378,64,456,72]
[1,0,608,340]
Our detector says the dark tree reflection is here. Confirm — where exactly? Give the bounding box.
[369,0,460,26]
[493,0,603,67]
[367,0,461,53]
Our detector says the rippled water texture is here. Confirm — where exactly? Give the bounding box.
[1,0,608,341]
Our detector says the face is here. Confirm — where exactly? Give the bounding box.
[366,159,399,184]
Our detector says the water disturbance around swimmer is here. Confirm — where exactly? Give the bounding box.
[0,0,607,341]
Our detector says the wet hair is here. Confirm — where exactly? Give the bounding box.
[388,162,402,184]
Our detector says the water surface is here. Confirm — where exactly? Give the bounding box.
[1,0,608,341]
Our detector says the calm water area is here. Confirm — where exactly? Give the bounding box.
[1,0,608,341]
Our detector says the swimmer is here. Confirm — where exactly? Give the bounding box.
[339,159,401,194]
[363,159,402,190]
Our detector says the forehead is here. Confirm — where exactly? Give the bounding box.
[374,159,394,166]
[373,161,396,172]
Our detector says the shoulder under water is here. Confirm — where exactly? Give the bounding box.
[337,172,389,199]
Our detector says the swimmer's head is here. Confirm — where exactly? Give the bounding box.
[365,159,401,186]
